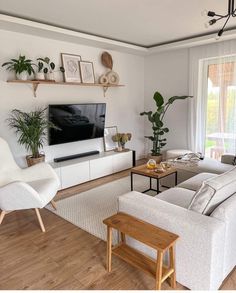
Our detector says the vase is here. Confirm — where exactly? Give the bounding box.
[121,142,126,150]
[46,72,55,81]
[117,142,123,152]
[16,72,28,81]
[35,72,45,80]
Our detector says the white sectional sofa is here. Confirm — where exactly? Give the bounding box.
[118,168,236,290]
[165,152,235,185]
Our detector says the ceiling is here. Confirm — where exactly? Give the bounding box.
[0,0,236,47]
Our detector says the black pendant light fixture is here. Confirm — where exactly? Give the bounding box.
[203,0,235,39]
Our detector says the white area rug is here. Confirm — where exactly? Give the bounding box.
[46,175,157,241]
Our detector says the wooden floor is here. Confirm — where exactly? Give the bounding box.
[0,163,236,290]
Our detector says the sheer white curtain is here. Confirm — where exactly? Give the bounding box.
[188,40,236,156]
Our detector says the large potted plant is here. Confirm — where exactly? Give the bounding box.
[7,108,58,166]
[2,55,35,80]
[140,91,192,163]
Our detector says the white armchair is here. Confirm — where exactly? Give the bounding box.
[0,137,60,232]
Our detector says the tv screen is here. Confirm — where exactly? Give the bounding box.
[49,103,106,145]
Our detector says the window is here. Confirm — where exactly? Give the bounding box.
[204,57,236,160]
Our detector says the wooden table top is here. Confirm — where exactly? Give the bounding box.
[130,164,176,179]
[103,212,179,252]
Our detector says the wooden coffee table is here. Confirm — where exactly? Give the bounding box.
[130,164,177,194]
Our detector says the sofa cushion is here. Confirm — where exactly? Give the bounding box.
[178,172,217,191]
[210,193,236,222]
[156,187,195,208]
[188,167,236,215]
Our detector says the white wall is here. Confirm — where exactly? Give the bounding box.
[144,48,189,154]
[0,29,145,166]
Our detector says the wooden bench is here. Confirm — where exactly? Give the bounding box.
[103,212,179,290]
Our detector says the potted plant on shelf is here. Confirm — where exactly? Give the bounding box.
[35,61,45,80]
[37,57,64,81]
[37,57,56,80]
[112,133,132,151]
[140,91,192,163]
[7,107,58,166]
[2,55,35,80]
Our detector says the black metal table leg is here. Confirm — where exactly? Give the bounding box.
[157,178,160,194]
[131,172,133,191]
[175,171,178,186]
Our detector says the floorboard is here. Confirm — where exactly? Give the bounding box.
[0,159,235,290]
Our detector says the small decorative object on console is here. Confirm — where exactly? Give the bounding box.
[112,133,132,152]
[104,126,118,151]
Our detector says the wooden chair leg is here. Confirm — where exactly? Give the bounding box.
[0,211,6,225]
[35,208,46,232]
[50,200,57,210]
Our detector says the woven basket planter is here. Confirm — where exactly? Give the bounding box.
[26,154,45,167]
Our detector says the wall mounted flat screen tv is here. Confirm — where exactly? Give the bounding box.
[49,103,106,145]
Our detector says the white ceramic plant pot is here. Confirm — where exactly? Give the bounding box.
[16,72,28,81]
[35,72,45,80]
[46,72,54,81]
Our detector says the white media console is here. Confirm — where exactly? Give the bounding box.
[50,150,134,190]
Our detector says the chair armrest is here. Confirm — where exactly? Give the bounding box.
[20,162,59,183]
[221,154,235,165]
[0,181,43,211]
[118,191,225,290]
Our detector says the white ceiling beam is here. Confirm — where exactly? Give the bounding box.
[149,29,236,53]
[0,14,148,56]
[1,14,236,56]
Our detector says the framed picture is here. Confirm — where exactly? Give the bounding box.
[104,126,118,151]
[61,53,81,82]
[79,61,95,83]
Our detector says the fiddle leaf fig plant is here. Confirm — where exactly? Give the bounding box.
[140,91,192,156]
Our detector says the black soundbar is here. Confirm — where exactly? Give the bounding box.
[54,150,100,163]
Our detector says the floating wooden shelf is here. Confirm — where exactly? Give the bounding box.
[7,80,124,97]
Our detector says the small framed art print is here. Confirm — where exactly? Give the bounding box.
[61,53,81,82]
[79,61,95,83]
[104,126,118,151]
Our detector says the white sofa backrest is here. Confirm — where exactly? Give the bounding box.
[0,137,20,186]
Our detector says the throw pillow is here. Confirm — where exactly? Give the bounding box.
[188,166,236,215]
